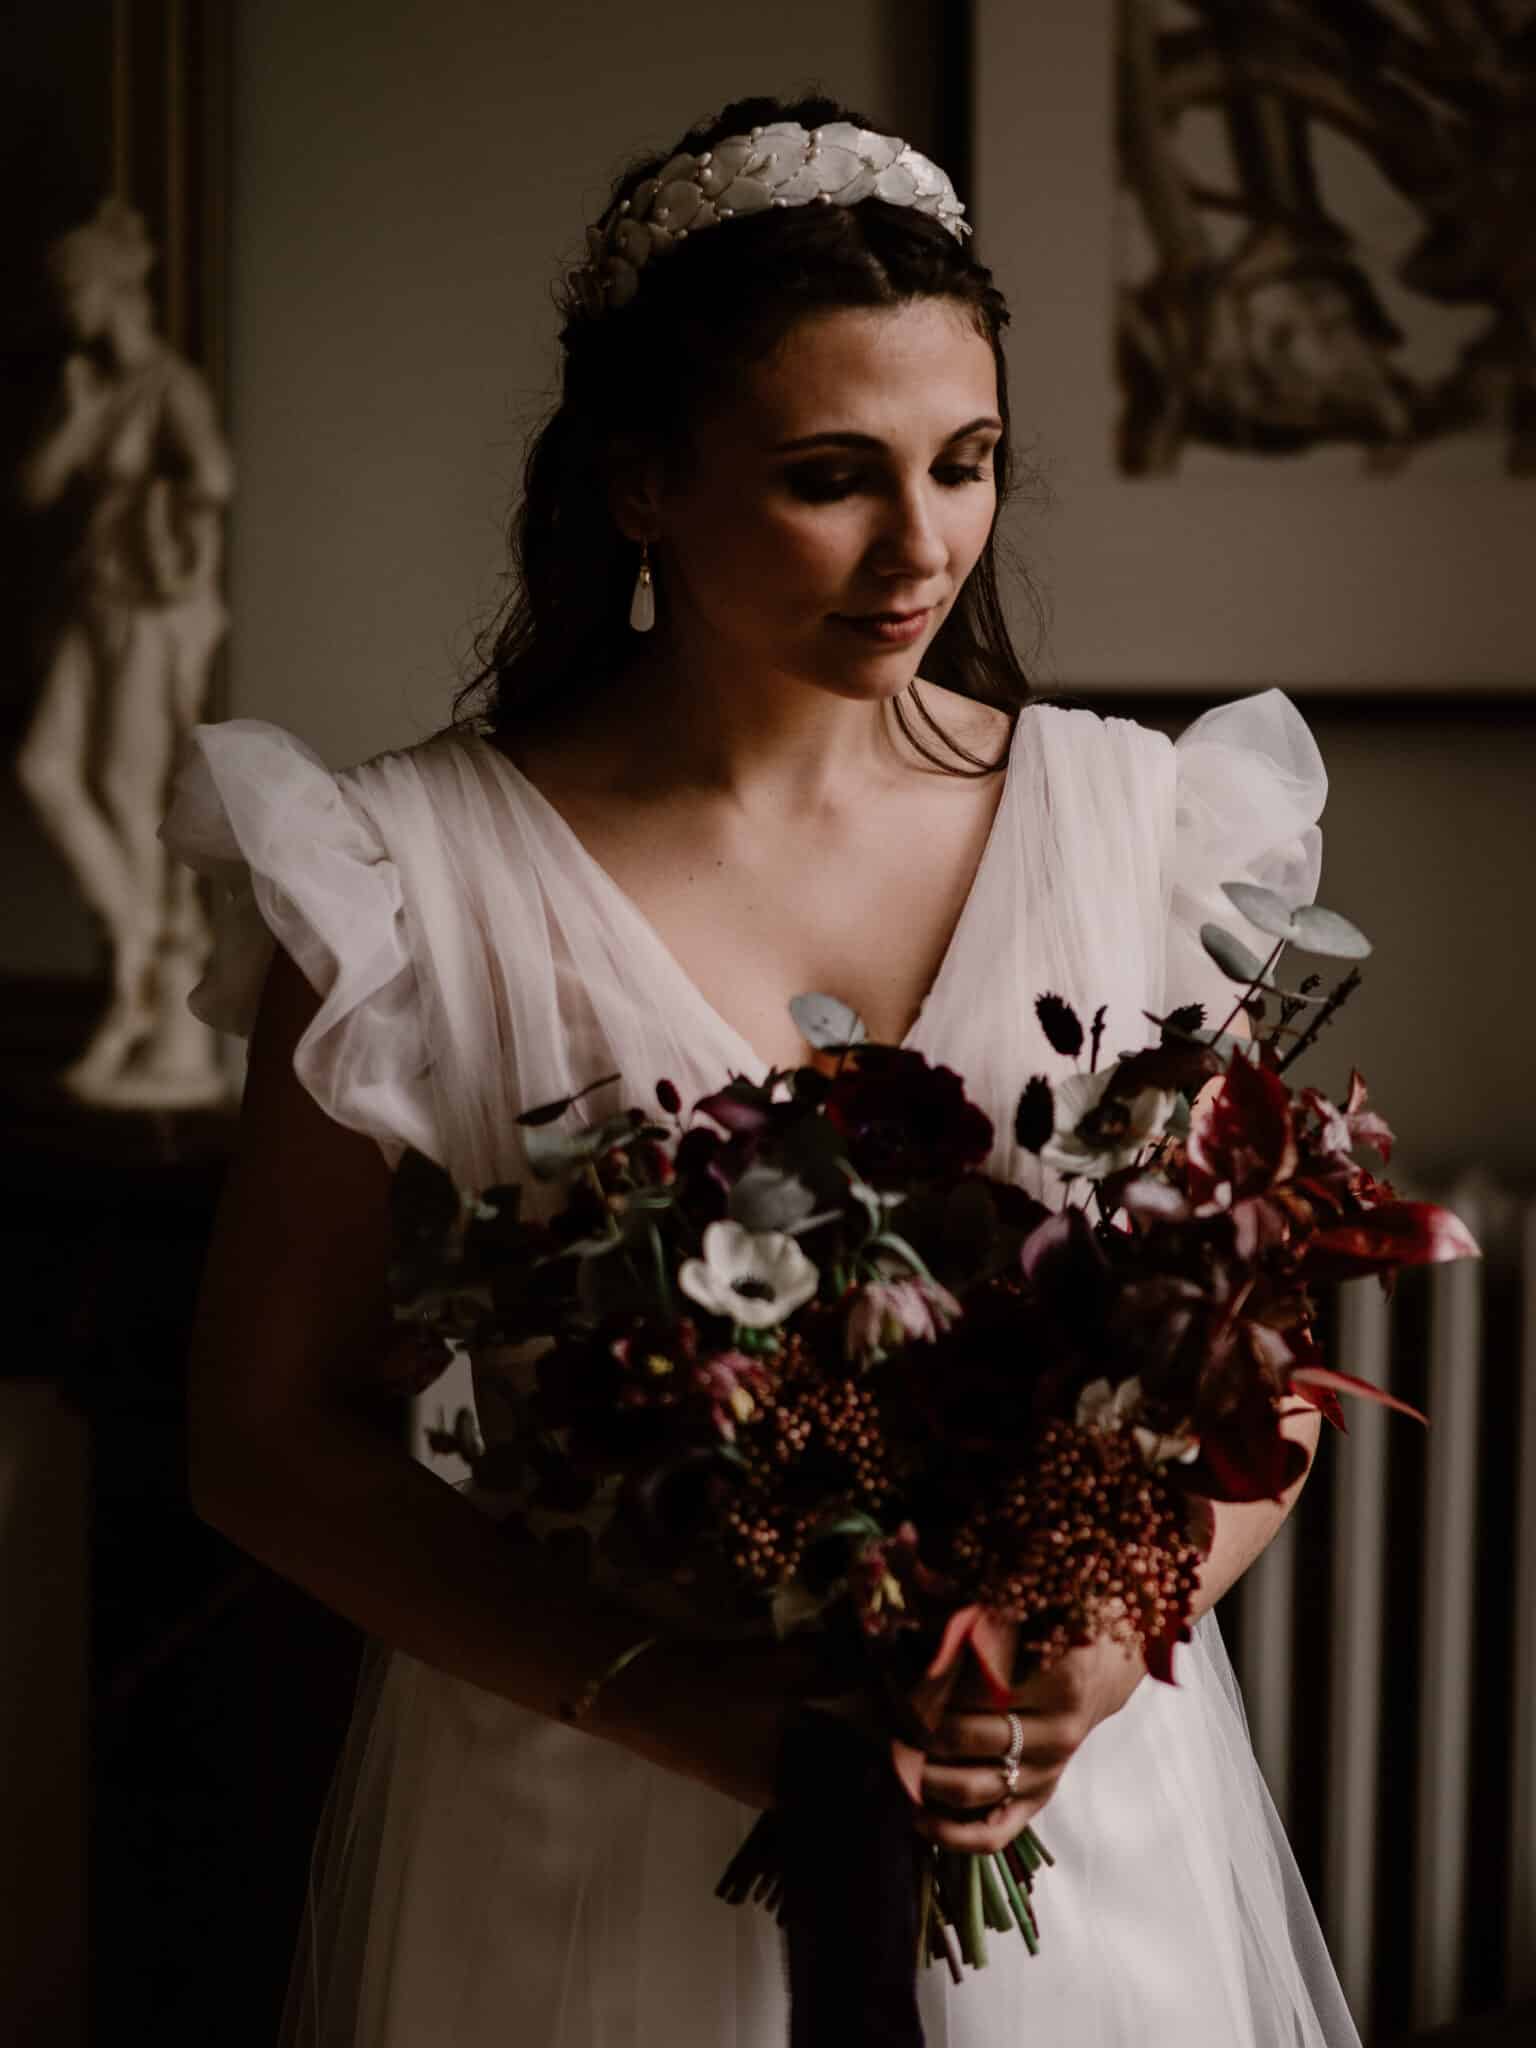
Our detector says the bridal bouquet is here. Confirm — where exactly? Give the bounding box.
[386,879,1476,2031]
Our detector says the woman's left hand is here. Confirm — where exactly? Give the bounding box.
[914,1630,1145,1854]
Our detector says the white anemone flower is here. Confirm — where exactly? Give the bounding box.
[1039,1066,1178,1181]
[678,1219,819,1329]
[1076,1373,1199,1469]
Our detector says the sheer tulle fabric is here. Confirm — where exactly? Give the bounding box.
[285,1611,1352,2048]
[160,687,1353,2046]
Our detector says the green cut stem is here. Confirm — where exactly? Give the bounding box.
[962,1853,988,1969]
[978,1853,1013,1934]
[992,1851,1030,1935]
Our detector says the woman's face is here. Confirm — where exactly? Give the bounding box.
[635,296,1002,704]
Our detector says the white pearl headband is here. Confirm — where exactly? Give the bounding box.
[570,118,972,317]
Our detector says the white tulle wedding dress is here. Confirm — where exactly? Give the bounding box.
[162,686,1361,2048]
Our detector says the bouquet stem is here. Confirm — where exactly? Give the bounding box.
[717,1804,1053,1982]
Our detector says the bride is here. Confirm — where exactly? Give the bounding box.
[164,92,1358,2047]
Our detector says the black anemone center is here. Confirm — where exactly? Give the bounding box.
[733,1278,776,1302]
[1078,1096,1132,1144]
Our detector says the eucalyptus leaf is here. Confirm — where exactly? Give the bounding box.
[1199,923,1271,986]
[1288,903,1373,959]
[771,1581,832,1636]
[514,1072,622,1127]
[811,1511,885,1542]
[867,1229,937,1282]
[1220,880,1303,939]
[728,1164,820,1232]
[839,1163,906,1230]
[561,1231,627,1260]
[789,990,868,1051]
[522,1111,641,1179]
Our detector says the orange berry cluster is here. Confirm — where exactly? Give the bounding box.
[723,1334,894,1588]
[949,1420,1203,1666]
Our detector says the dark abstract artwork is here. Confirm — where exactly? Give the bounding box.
[1116,0,1536,476]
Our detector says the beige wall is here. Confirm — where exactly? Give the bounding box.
[1133,706,1536,1189]
[227,0,944,765]
[223,0,1534,1189]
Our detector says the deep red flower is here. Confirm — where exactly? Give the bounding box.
[825,1046,994,1183]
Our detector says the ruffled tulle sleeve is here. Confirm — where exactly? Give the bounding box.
[160,719,437,1164]
[1165,688,1327,1028]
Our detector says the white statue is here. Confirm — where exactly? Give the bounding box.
[15,199,236,1109]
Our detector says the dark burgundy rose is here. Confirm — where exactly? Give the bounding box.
[905,1281,1049,1454]
[824,1047,994,1183]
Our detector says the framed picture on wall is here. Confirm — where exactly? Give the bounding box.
[972,0,1534,694]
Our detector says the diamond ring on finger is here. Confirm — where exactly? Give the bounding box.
[998,1710,1024,1797]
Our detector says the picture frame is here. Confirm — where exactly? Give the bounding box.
[972,1,1533,695]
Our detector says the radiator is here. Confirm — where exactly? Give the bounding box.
[1229,1177,1536,2042]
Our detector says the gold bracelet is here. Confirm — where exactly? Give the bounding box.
[559,1633,662,1725]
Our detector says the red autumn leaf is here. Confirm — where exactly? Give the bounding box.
[1301,1070,1396,1165]
[1290,1376,1347,1431]
[1290,1364,1427,1425]
[927,1603,984,1679]
[1343,1069,1395,1160]
[890,1736,928,1807]
[968,1612,1017,1706]
[1187,1050,1298,1204]
[1183,1409,1309,1502]
[925,1603,1015,1706]
[1306,1200,1480,1274]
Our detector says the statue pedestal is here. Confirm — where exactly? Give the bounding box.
[57,935,238,1112]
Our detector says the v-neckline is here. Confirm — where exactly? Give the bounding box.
[472,714,1023,1077]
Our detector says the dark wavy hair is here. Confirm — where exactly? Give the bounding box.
[456,90,1048,775]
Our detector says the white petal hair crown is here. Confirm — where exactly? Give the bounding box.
[570,119,972,318]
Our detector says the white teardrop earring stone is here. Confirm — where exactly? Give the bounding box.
[629,550,656,632]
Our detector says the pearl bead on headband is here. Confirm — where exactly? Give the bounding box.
[570,118,972,317]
